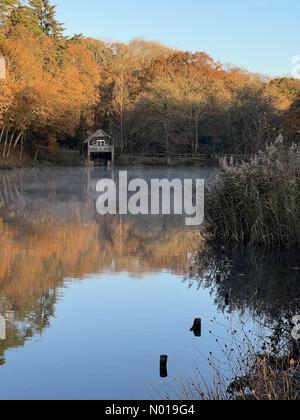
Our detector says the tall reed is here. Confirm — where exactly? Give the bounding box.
[206,141,300,248]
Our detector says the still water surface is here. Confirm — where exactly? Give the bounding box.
[0,167,299,400]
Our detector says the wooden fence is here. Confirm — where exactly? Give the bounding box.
[115,153,251,164]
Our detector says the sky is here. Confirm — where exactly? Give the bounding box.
[55,0,300,77]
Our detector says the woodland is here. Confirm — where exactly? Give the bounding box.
[1,0,300,162]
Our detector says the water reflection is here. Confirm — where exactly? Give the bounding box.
[192,247,300,322]
[0,168,205,372]
[0,167,298,399]
[0,315,5,340]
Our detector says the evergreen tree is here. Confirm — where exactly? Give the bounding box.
[28,0,64,38]
[0,0,20,27]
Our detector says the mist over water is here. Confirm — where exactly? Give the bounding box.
[0,167,298,400]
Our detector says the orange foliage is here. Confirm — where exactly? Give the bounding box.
[0,24,101,157]
[0,213,199,312]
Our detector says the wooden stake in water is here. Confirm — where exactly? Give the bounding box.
[190,318,202,337]
[160,355,168,378]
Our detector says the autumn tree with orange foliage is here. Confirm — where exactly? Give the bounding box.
[0,1,100,161]
[1,0,299,162]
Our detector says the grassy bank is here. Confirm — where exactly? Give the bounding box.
[0,149,84,170]
[206,141,300,249]
[0,154,32,169]
[1,152,216,168]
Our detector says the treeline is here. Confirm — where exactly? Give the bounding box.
[1,0,300,161]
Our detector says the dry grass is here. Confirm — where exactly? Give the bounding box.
[175,321,300,401]
[178,357,300,401]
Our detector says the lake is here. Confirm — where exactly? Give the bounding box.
[0,167,299,400]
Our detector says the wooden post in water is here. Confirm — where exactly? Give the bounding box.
[160,355,168,378]
[190,319,202,337]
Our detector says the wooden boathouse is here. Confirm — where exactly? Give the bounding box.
[84,129,115,166]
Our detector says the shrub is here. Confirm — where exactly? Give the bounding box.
[206,141,300,248]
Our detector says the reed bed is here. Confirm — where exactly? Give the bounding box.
[206,141,300,248]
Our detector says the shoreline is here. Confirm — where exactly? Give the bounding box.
[0,159,218,170]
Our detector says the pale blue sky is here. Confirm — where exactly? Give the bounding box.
[55,0,299,77]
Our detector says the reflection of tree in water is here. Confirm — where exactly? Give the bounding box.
[97,215,198,275]
[192,247,300,323]
[0,210,197,364]
[188,248,300,399]
[0,291,57,365]
[0,168,200,365]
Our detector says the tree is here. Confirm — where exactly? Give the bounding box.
[27,0,64,37]
[0,6,291,162]
[284,93,300,142]
[0,0,19,25]
[110,66,132,152]
[0,24,100,160]
[224,87,279,154]
[176,73,211,153]
[0,0,20,36]
[128,75,179,153]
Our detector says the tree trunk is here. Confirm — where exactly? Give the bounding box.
[6,129,16,158]
[164,119,169,153]
[0,127,5,144]
[194,117,199,154]
[19,136,23,161]
[120,106,124,153]
[163,104,169,153]
[188,118,193,153]
[13,132,23,148]
[2,129,8,158]
[34,146,40,161]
